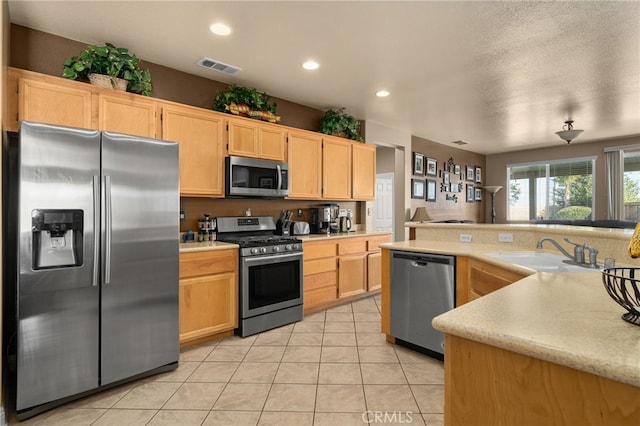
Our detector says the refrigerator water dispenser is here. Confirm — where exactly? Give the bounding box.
[31,209,83,269]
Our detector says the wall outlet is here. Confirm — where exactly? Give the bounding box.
[460,233,473,243]
[297,209,303,217]
[179,209,185,220]
[498,233,514,243]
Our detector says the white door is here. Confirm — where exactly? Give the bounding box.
[374,172,394,236]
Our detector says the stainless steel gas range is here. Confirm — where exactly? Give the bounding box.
[216,216,303,337]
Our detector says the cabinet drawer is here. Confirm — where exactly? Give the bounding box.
[304,242,337,260]
[367,235,391,252]
[304,285,337,310]
[304,257,337,275]
[338,238,367,255]
[305,270,337,291]
[180,249,238,278]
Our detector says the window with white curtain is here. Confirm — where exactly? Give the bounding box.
[623,151,640,221]
[507,157,595,221]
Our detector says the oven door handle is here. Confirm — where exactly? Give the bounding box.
[243,251,303,264]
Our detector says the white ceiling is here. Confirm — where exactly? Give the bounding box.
[8,1,640,154]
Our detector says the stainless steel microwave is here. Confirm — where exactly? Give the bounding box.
[226,156,289,197]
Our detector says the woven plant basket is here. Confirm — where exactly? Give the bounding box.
[88,73,128,91]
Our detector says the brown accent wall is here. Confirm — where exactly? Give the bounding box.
[411,136,486,223]
[9,24,324,131]
[180,198,359,234]
[486,136,640,223]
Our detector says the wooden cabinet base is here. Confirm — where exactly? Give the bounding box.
[180,330,234,350]
[304,289,380,315]
[444,334,640,426]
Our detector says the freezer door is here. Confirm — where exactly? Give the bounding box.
[100,132,179,385]
[15,122,101,410]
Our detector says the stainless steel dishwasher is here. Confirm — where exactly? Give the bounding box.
[390,250,455,358]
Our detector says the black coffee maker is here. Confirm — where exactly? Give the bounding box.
[310,204,339,234]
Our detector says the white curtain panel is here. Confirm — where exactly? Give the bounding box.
[605,150,624,219]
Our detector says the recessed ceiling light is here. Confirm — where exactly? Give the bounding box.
[209,23,231,36]
[376,90,390,97]
[303,60,319,70]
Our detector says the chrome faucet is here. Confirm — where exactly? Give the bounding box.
[536,237,599,268]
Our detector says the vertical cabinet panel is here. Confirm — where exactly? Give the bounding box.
[322,137,352,200]
[367,251,382,291]
[287,131,323,199]
[18,77,93,130]
[161,104,225,197]
[228,118,258,157]
[98,94,157,138]
[352,143,376,200]
[258,125,287,161]
[338,253,367,298]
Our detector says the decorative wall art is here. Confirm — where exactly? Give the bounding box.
[413,153,424,175]
[454,164,461,175]
[466,166,475,182]
[426,158,437,176]
[475,187,483,201]
[426,179,437,202]
[466,184,475,202]
[475,166,482,183]
[411,179,425,199]
[443,172,450,185]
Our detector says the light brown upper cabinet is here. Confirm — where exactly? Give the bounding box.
[287,130,323,199]
[322,136,352,200]
[352,143,376,200]
[227,117,286,162]
[9,68,93,131]
[160,103,225,197]
[98,93,157,138]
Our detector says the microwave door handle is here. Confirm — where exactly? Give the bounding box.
[276,164,282,190]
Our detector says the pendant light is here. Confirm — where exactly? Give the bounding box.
[555,120,583,144]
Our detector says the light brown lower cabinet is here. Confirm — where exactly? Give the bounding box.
[303,233,391,312]
[445,334,640,426]
[457,257,529,305]
[179,249,238,346]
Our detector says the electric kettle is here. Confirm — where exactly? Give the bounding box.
[339,216,352,232]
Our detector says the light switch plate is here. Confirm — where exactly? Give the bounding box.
[460,233,473,243]
[499,233,514,243]
[179,209,185,220]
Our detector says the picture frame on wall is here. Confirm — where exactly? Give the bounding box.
[450,183,459,193]
[475,166,482,183]
[475,187,482,201]
[426,158,437,176]
[466,166,475,182]
[466,184,475,202]
[426,179,437,202]
[454,164,461,175]
[413,152,424,176]
[411,179,425,199]
[443,172,450,185]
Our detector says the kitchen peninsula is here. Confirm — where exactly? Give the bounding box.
[381,224,640,426]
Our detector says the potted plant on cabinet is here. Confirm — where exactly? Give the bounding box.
[62,43,153,96]
[319,108,364,142]
[212,84,281,123]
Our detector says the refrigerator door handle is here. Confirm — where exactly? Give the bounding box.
[92,176,100,287]
[104,175,112,285]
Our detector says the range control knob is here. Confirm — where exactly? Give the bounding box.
[285,244,293,251]
[293,244,301,251]
[259,247,268,254]
[250,248,259,255]
[273,246,281,253]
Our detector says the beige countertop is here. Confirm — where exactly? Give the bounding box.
[179,241,238,253]
[381,239,640,388]
[297,230,391,242]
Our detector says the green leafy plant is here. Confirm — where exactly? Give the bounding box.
[62,43,153,96]
[212,84,279,122]
[319,108,364,142]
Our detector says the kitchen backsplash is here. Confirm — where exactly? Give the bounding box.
[180,197,360,232]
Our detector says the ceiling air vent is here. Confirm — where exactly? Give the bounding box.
[452,140,469,146]
[197,57,241,76]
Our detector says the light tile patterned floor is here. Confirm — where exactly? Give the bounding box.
[13,295,444,426]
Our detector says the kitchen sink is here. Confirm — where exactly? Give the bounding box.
[483,252,595,272]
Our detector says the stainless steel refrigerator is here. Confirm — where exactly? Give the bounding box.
[3,121,179,419]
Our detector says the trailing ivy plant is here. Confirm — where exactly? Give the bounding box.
[62,43,153,96]
[319,108,364,142]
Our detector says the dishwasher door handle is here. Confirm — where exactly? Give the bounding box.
[411,261,430,268]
